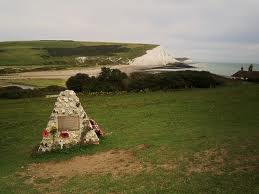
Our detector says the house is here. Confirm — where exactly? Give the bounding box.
[232,65,259,81]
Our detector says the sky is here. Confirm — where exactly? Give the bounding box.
[0,0,259,63]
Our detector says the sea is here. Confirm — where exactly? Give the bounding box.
[154,62,259,77]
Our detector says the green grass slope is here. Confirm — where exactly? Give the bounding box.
[0,78,66,88]
[0,84,259,193]
[0,40,157,67]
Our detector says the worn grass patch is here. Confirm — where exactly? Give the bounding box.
[23,150,145,179]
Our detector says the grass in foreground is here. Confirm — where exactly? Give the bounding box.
[0,84,258,193]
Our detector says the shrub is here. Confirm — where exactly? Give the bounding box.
[0,85,67,99]
[98,67,128,91]
[66,68,225,93]
[0,69,225,99]
[128,71,221,91]
[98,67,127,82]
[0,86,42,99]
[40,85,66,93]
[66,68,128,92]
[0,86,24,99]
[66,73,92,92]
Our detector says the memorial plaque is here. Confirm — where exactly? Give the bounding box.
[58,115,80,131]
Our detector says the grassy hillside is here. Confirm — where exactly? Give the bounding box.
[0,78,66,88]
[0,40,157,68]
[0,84,258,193]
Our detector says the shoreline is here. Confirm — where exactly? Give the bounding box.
[0,64,152,80]
[150,62,194,70]
[0,62,195,80]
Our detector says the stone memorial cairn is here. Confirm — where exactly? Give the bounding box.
[38,90,102,152]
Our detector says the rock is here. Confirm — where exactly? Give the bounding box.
[84,130,99,144]
[64,98,69,103]
[38,90,100,153]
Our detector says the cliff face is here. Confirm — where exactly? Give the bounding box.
[130,46,178,66]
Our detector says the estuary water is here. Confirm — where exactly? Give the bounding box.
[154,62,259,77]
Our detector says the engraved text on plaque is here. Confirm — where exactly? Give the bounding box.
[58,115,80,131]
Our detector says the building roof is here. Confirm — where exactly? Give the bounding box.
[232,70,259,79]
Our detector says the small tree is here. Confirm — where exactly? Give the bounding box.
[66,73,91,92]
[98,67,127,82]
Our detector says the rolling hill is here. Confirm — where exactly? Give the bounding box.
[0,40,157,67]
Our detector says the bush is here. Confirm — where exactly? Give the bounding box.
[66,68,225,93]
[0,86,41,99]
[66,73,92,92]
[98,67,127,82]
[98,67,128,91]
[40,85,66,93]
[0,85,67,99]
[66,68,128,92]
[0,69,225,99]
[127,71,221,91]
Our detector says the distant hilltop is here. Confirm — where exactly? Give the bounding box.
[0,40,157,67]
[0,40,191,75]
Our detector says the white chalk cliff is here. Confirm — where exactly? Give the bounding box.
[130,46,178,66]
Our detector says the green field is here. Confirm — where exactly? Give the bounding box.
[0,40,157,68]
[0,79,66,88]
[0,84,259,193]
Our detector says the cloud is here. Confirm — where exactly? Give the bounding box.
[0,0,258,62]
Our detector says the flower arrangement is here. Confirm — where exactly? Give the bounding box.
[42,129,49,137]
[59,131,69,138]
